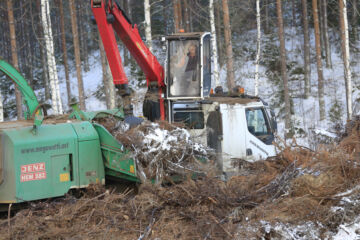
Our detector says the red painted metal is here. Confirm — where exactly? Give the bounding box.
[91,0,128,85]
[91,0,165,120]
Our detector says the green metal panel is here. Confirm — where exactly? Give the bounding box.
[0,121,106,203]
[93,124,138,182]
[0,133,15,203]
[72,121,99,141]
[12,124,78,202]
[72,122,105,186]
[78,140,105,186]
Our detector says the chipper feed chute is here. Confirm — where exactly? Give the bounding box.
[93,124,138,182]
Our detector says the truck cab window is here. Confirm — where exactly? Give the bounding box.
[246,108,274,144]
[168,40,201,97]
[174,112,204,129]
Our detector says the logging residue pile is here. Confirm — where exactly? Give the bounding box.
[2,119,360,239]
[97,118,214,183]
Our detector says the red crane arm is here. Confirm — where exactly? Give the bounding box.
[91,0,164,88]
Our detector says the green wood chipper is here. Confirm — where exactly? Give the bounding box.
[0,59,138,205]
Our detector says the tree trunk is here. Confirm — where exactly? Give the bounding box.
[318,0,325,56]
[183,0,190,32]
[36,0,51,101]
[291,0,296,27]
[177,0,183,30]
[255,0,261,96]
[69,0,86,110]
[312,0,326,120]
[99,32,116,109]
[123,0,130,66]
[322,0,332,68]
[39,38,51,101]
[222,0,235,90]
[264,0,270,34]
[302,0,311,98]
[339,0,352,119]
[58,0,72,106]
[144,0,153,52]
[215,0,223,67]
[209,0,220,87]
[276,0,292,131]
[78,0,90,72]
[352,0,358,41]
[173,0,180,32]
[7,0,23,119]
[0,92,3,122]
[41,0,63,115]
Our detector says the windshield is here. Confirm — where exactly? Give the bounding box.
[168,40,201,97]
[246,108,273,144]
[174,111,204,129]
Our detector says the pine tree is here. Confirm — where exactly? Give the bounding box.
[276,0,292,131]
[7,0,23,119]
[302,0,311,98]
[222,0,235,90]
[312,0,325,120]
[69,0,86,110]
[322,0,332,68]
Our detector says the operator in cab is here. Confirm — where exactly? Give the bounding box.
[169,40,200,97]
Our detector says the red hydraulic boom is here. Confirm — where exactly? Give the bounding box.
[91,0,165,119]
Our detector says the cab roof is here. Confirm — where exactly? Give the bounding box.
[166,32,209,40]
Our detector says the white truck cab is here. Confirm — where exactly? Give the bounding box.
[168,97,277,174]
[163,32,277,174]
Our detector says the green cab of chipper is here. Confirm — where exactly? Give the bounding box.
[0,121,105,203]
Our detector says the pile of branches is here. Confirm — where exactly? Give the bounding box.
[3,119,360,239]
[98,117,214,183]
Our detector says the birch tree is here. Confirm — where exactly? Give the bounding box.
[312,0,326,120]
[209,0,220,87]
[222,0,235,90]
[41,0,63,115]
[254,0,261,96]
[144,0,153,52]
[276,0,291,131]
[69,0,86,110]
[302,0,311,98]
[7,0,23,119]
[339,0,352,119]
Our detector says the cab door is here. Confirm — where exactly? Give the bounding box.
[244,107,276,161]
